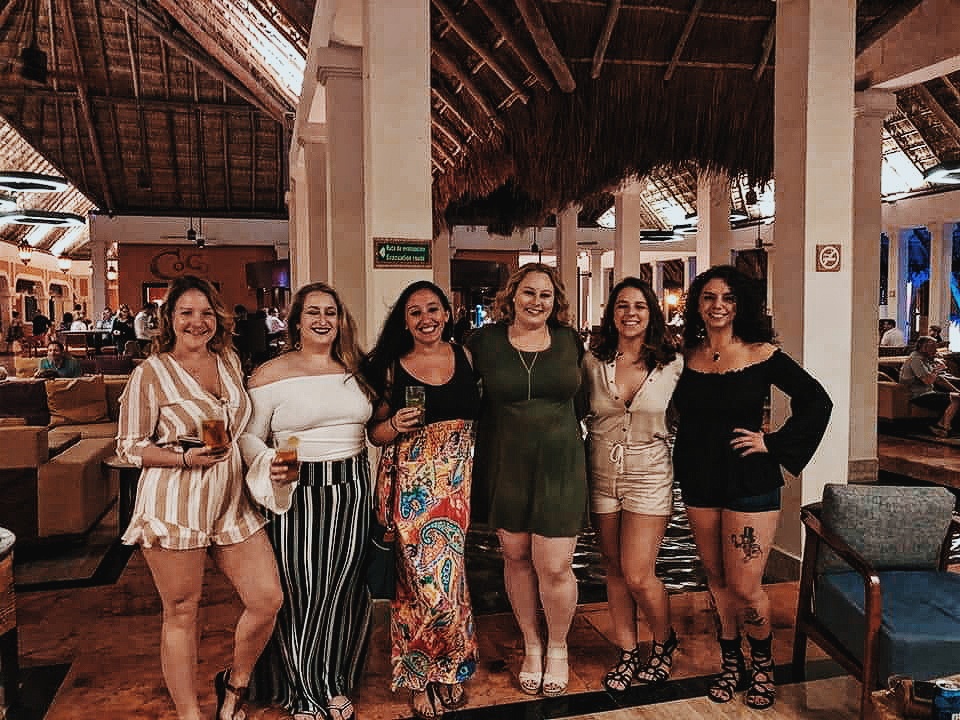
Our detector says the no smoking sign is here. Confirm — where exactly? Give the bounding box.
[816,244,841,272]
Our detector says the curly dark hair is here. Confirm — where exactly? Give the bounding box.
[680,265,774,349]
[493,263,572,327]
[155,276,233,355]
[591,277,677,369]
[285,282,374,399]
[362,280,454,400]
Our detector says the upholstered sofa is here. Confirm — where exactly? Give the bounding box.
[0,375,127,543]
[876,357,939,423]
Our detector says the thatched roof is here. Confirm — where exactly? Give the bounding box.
[1,0,958,257]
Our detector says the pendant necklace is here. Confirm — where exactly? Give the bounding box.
[712,350,721,363]
[517,350,539,400]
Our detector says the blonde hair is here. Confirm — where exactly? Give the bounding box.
[493,263,573,327]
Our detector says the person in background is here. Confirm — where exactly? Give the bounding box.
[111,305,137,350]
[35,340,82,378]
[452,306,471,345]
[232,305,252,373]
[58,311,75,333]
[364,281,480,719]
[69,314,89,332]
[467,263,586,698]
[582,278,683,692]
[116,275,284,720]
[241,282,374,720]
[265,307,286,335]
[899,334,960,438]
[4,310,24,350]
[135,302,160,352]
[928,324,945,344]
[671,265,831,710]
[30,311,50,342]
[879,318,906,347]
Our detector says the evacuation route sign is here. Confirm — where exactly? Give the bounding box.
[374,239,432,268]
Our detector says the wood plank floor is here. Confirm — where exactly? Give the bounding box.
[13,547,848,720]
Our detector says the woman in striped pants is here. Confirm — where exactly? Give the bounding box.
[240,282,376,720]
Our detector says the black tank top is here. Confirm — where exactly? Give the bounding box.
[389,343,480,423]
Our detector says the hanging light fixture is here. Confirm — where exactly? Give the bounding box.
[0,209,85,226]
[17,239,33,265]
[57,256,72,272]
[106,260,118,281]
[924,161,960,185]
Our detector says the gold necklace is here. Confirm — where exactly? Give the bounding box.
[517,349,539,400]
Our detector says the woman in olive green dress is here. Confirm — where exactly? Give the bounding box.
[467,263,586,697]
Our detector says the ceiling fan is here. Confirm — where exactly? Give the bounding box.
[161,217,214,248]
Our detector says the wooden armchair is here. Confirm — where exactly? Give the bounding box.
[792,484,960,719]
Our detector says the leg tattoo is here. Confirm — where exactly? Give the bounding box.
[730,526,762,563]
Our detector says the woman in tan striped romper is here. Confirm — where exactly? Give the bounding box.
[117,276,291,720]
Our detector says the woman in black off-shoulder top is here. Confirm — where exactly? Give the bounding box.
[672,266,831,711]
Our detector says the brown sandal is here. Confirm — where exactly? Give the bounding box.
[214,669,248,720]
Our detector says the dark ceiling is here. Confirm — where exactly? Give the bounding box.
[2,0,958,258]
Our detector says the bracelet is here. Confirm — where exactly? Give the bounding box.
[389,415,400,433]
[181,449,190,469]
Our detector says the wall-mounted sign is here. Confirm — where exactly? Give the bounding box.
[374,238,432,269]
[815,244,841,272]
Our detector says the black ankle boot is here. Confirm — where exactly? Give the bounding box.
[708,635,746,703]
[745,634,775,709]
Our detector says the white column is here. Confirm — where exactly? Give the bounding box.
[556,205,579,324]
[773,0,856,560]
[589,248,605,326]
[614,180,642,281]
[851,89,897,483]
[929,222,950,333]
[653,261,665,314]
[88,227,108,313]
[433,229,451,299]
[697,171,734,267]
[364,0,432,347]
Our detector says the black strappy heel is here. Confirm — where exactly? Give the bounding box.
[214,669,248,720]
[635,628,678,686]
[708,635,747,703]
[602,645,641,693]
[744,634,776,709]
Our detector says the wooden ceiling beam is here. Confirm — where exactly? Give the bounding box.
[14,88,281,115]
[223,113,233,211]
[432,111,463,155]
[664,0,704,82]
[432,139,455,167]
[0,2,17,33]
[942,76,960,109]
[250,111,257,206]
[432,0,528,103]
[515,0,576,92]
[196,109,207,210]
[472,0,553,91]
[150,0,292,122]
[107,0,278,119]
[56,0,114,212]
[915,84,960,146]
[590,0,620,80]
[68,103,90,190]
[123,14,153,188]
[753,17,775,82]
[431,85,479,142]
[856,0,924,56]
[432,48,501,127]
[89,0,111,95]
[570,57,754,70]
[166,111,182,205]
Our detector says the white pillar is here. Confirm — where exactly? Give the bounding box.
[773,0,856,560]
[589,248,605,326]
[88,228,108,314]
[851,89,897,483]
[929,222,950,333]
[697,171,734,268]
[364,0,432,347]
[556,205,579,324]
[614,181,642,281]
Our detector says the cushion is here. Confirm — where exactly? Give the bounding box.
[13,355,40,378]
[45,375,109,427]
[0,378,50,425]
[819,484,955,572]
[816,570,960,682]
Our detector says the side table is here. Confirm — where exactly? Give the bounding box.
[871,674,960,720]
[103,455,140,536]
[0,528,18,717]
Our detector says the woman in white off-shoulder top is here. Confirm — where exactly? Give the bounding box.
[239,282,375,720]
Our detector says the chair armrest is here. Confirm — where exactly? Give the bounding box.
[800,504,881,584]
[941,514,960,571]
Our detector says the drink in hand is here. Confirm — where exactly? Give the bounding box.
[201,418,228,451]
[276,436,300,464]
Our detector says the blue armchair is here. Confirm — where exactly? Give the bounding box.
[792,483,960,719]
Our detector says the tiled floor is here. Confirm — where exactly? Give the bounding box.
[14,545,840,720]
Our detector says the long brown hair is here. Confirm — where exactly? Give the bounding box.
[285,282,375,400]
[155,276,233,355]
[493,263,573,327]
